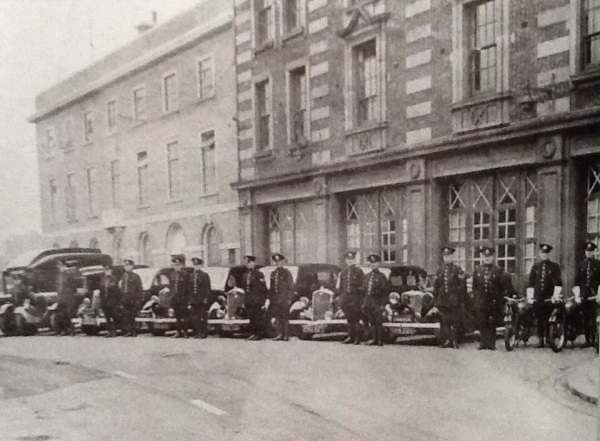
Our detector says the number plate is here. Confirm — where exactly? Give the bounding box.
[391,327,417,336]
[154,322,170,330]
[308,324,327,333]
[222,324,240,332]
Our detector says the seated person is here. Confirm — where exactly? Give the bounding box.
[289,297,311,320]
[208,295,227,319]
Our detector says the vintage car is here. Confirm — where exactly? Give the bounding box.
[259,263,342,340]
[138,266,246,336]
[0,248,112,336]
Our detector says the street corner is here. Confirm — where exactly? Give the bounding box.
[566,357,598,405]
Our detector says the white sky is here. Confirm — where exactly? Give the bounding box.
[0,0,204,241]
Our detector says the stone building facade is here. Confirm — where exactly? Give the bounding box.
[232,0,600,292]
[30,0,240,267]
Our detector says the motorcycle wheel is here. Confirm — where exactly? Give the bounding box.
[504,318,518,352]
[548,321,565,353]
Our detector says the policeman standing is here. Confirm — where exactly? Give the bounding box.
[433,247,467,349]
[170,256,191,338]
[472,246,516,350]
[528,243,563,348]
[266,253,294,341]
[362,254,390,346]
[99,263,121,338]
[56,259,80,336]
[189,257,211,339]
[338,251,365,345]
[242,255,267,341]
[574,242,600,347]
[120,259,143,337]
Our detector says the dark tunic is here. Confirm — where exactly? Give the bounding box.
[243,268,267,306]
[528,260,562,300]
[99,273,121,311]
[269,267,294,304]
[190,269,211,306]
[472,264,515,312]
[120,271,143,309]
[575,257,600,299]
[434,263,467,308]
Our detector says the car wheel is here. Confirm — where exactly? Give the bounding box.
[548,321,565,353]
[297,329,314,341]
[0,314,15,337]
[82,325,100,336]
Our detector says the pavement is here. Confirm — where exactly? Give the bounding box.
[0,333,596,441]
[567,356,599,404]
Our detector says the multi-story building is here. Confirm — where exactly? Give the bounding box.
[30,0,240,267]
[232,0,600,291]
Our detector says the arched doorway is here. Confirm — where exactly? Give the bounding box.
[112,235,123,265]
[89,237,99,249]
[205,225,222,266]
[166,223,187,262]
[138,232,152,266]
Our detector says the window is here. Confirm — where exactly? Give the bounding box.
[256,80,271,151]
[267,202,316,263]
[283,0,302,33]
[587,166,600,258]
[83,111,94,143]
[256,0,274,46]
[133,87,146,122]
[86,167,99,216]
[110,160,121,208]
[167,141,180,201]
[137,151,149,206]
[49,179,58,225]
[583,0,600,67]
[45,127,56,157]
[344,190,407,264]
[66,173,76,221]
[354,39,380,125]
[64,118,73,151]
[107,100,117,132]
[163,73,178,113]
[289,66,308,143]
[197,56,215,100]
[201,131,216,194]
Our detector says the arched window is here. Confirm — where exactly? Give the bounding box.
[89,238,99,249]
[166,223,187,260]
[138,232,152,266]
[112,236,123,265]
[205,225,222,266]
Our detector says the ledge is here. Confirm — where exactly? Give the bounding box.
[571,68,600,88]
[254,150,274,161]
[282,26,304,43]
[254,40,274,56]
[451,92,512,111]
[344,121,388,138]
[232,104,600,191]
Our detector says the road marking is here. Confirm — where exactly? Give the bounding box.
[114,371,137,380]
[191,399,227,416]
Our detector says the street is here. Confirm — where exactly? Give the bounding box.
[0,334,595,441]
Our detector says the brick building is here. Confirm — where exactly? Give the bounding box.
[30,0,240,267]
[232,0,600,291]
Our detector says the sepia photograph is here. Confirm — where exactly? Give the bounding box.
[0,0,598,439]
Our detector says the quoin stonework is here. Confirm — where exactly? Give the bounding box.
[30,0,240,267]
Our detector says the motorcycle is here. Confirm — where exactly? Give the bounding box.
[503,296,535,351]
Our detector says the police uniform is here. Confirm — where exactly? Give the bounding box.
[434,247,467,348]
[362,254,390,346]
[339,251,365,344]
[120,260,143,337]
[189,258,211,339]
[528,243,563,348]
[170,256,192,338]
[472,246,516,350]
[99,267,121,337]
[243,255,267,340]
[268,254,294,341]
[10,277,33,307]
[575,242,600,345]
[56,261,80,335]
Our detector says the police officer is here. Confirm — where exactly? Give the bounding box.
[242,255,267,341]
[56,259,80,336]
[433,247,467,349]
[528,243,563,348]
[362,254,390,346]
[99,263,121,338]
[10,274,33,307]
[189,257,211,339]
[266,253,294,341]
[170,256,191,338]
[338,251,365,345]
[574,242,600,346]
[472,246,516,350]
[120,259,143,337]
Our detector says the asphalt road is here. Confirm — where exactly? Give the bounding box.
[0,334,596,441]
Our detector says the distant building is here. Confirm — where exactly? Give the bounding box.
[30,0,240,267]
[232,0,600,291]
